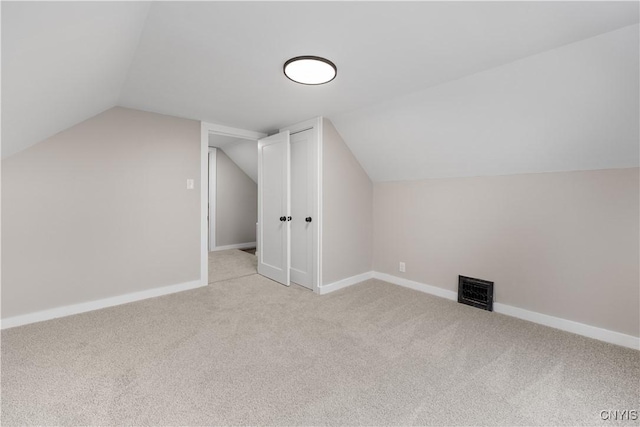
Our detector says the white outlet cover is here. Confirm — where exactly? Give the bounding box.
[186,179,195,189]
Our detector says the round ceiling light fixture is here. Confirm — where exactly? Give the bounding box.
[283,56,337,85]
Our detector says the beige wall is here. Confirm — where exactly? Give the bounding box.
[322,119,373,285]
[215,149,257,247]
[2,107,201,318]
[373,168,640,337]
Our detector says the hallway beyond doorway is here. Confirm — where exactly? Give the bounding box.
[209,249,257,283]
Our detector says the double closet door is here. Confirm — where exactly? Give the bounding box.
[257,127,317,290]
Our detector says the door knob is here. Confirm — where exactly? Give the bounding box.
[279,216,286,221]
[305,217,312,222]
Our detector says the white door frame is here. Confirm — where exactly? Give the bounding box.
[279,117,323,293]
[200,122,267,284]
[208,147,217,252]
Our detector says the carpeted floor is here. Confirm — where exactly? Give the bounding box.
[240,247,257,255]
[2,251,638,425]
[208,249,258,283]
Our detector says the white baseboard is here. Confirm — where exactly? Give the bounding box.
[318,271,373,295]
[211,242,256,252]
[372,272,458,301]
[493,303,639,350]
[372,272,639,350]
[5,270,637,350]
[1,279,207,330]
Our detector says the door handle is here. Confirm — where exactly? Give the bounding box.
[287,216,292,221]
[279,216,286,221]
[305,217,312,222]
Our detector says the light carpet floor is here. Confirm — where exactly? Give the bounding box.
[208,249,258,283]
[208,248,309,291]
[2,255,638,425]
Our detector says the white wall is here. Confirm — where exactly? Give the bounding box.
[373,168,640,337]
[2,107,201,319]
[322,119,373,285]
[215,150,258,247]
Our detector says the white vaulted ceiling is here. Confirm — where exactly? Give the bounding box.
[332,24,640,181]
[1,1,151,158]
[2,1,639,181]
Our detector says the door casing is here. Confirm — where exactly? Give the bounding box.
[199,118,322,292]
[200,122,267,285]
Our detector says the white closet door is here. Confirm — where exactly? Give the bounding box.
[290,129,315,289]
[257,131,290,286]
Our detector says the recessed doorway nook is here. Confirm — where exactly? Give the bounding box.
[200,122,266,285]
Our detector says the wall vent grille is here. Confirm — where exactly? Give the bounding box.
[458,275,494,311]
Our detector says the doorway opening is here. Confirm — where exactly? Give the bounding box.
[201,123,266,284]
[199,119,322,292]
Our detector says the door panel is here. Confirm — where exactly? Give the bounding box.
[290,130,314,289]
[257,131,290,286]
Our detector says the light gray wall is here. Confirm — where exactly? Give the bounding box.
[1,107,201,318]
[208,135,258,183]
[322,119,373,285]
[373,168,640,337]
[215,149,257,247]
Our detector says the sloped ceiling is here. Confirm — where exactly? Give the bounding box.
[2,1,639,181]
[332,24,639,181]
[1,1,150,158]
[209,134,258,183]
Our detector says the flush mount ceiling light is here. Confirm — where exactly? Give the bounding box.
[283,56,337,85]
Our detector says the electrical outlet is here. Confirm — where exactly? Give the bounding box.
[399,262,406,273]
[186,179,195,190]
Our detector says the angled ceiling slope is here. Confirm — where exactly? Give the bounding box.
[1,1,150,158]
[119,1,638,134]
[332,23,640,181]
[2,1,638,183]
[209,134,258,183]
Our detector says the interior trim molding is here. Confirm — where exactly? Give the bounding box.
[200,122,210,286]
[373,272,639,350]
[211,242,257,251]
[4,269,636,350]
[208,147,217,252]
[1,279,206,330]
[373,272,458,301]
[318,271,374,295]
[492,303,639,350]
[201,121,267,290]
